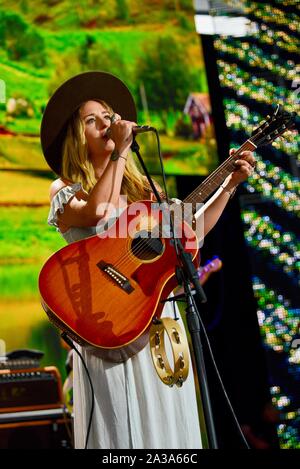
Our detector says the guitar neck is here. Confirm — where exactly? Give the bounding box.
[184,139,256,205]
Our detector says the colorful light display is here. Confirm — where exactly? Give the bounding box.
[210,0,299,447]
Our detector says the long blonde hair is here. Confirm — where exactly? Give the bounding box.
[61,100,149,202]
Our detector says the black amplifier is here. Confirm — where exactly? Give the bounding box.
[0,366,63,412]
[0,408,73,449]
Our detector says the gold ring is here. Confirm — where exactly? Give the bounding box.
[149,317,189,387]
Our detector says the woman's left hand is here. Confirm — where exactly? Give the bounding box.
[226,149,256,190]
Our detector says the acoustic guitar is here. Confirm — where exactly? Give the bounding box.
[39,106,295,355]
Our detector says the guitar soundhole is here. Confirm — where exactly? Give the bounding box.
[131,231,164,261]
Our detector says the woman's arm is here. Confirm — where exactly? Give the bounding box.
[49,156,128,229]
[196,150,255,239]
[50,118,136,228]
[57,157,128,227]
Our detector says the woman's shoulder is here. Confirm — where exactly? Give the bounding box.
[49,178,82,201]
[49,179,88,208]
[49,178,68,201]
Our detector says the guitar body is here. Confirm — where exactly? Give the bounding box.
[39,200,198,355]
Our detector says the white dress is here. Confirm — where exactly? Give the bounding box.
[48,183,202,449]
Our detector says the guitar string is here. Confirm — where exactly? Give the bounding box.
[113,113,286,269]
[184,140,255,204]
[119,112,284,265]
[109,140,255,273]
[113,115,288,270]
[111,140,256,272]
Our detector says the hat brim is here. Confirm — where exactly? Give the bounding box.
[40,71,137,175]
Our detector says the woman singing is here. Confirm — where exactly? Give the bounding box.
[40,71,255,449]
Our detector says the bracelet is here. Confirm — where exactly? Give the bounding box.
[110,149,127,162]
[220,184,237,199]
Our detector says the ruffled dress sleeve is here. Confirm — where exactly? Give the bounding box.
[47,182,82,228]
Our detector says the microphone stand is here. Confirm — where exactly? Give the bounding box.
[175,240,218,449]
[130,135,218,449]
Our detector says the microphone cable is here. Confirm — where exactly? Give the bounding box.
[61,332,95,450]
[190,293,250,449]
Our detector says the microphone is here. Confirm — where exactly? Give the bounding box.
[131,125,155,134]
[105,125,155,137]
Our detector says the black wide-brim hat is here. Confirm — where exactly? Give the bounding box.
[40,71,137,175]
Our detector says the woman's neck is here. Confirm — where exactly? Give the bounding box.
[90,151,111,180]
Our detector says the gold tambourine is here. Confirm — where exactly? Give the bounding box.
[149,317,189,387]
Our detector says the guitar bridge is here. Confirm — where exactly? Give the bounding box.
[97,261,134,294]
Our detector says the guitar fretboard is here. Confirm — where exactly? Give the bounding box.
[184,140,256,205]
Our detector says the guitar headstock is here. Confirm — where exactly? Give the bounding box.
[198,256,222,285]
[250,105,296,148]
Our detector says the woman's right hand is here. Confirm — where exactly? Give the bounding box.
[108,113,137,155]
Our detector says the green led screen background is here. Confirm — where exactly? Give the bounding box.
[0,1,217,373]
